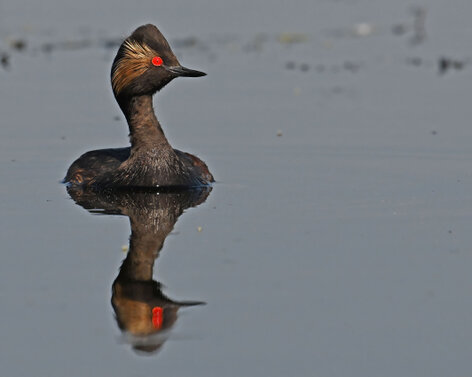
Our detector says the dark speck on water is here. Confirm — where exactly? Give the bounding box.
[392,24,407,36]
[406,57,423,66]
[343,61,360,73]
[439,57,467,75]
[9,39,27,51]
[410,5,427,45]
[300,63,310,72]
[1,53,10,69]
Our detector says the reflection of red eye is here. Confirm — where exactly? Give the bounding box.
[152,56,163,66]
[152,307,163,329]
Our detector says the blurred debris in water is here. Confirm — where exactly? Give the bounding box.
[438,57,468,75]
[300,63,310,72]
[392,23,407,36]
[277,32,308,45]
[8,38,27,51]
[1,16,467,80]
[410,6,427,45]
[406,56,423,67]
[285,59,361,74]
[343,61,361,73]
[1,52,10,69]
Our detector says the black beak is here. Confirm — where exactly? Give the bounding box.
[166,65,206,77]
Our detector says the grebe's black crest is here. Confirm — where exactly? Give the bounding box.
[64,24,213,189]
[111,24,205,100]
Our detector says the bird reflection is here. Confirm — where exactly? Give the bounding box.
[67,186,211,354]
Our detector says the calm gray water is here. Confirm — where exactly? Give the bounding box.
[2,1,472,376]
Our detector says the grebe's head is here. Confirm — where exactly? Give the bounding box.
[111,24,206,99]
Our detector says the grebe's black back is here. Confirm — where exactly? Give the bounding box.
[65,24,213,189]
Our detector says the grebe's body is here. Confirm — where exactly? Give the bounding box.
[65,24,213,189]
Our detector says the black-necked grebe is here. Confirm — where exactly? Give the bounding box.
[64,24,213,189]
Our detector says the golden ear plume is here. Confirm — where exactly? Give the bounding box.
[112,39,155,95]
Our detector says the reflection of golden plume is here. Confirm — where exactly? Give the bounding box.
[112,39,155,95]
[113,285,157,335]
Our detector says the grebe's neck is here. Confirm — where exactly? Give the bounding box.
[119,95,171,152]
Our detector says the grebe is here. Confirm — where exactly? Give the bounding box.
[65,24,213,189]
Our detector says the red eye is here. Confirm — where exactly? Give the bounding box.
[152,56,163,66]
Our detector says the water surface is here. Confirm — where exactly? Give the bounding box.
[1,1,472,376]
